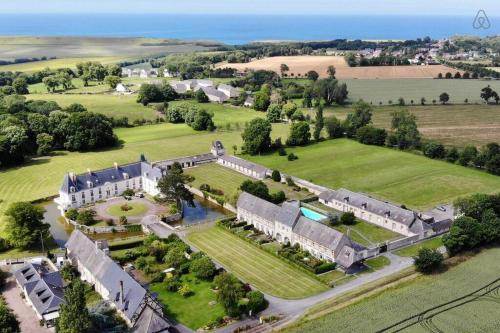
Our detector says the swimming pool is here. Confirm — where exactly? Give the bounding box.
[300,207,327,222]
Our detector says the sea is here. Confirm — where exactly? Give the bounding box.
[0,14,499,44]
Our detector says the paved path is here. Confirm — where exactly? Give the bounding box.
[1,271,52,333]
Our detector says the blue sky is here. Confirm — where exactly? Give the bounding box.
[4,0,500,16]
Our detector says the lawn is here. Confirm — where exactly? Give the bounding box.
[27,94,159,122]
[246,139,500,210]
[364,256,391,270]
[285,246,500,333]
[106,202,148,217]
[150,273,225,330]
[185,163,314,202]
[394,236,444,257]
[187,225,328,299]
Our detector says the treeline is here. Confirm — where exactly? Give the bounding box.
[442,60,500,79]
[443,193,500,255]
[345,53,410,67]
[0,95,117,167]
[0,56,56,66]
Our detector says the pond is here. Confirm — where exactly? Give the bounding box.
[174,198,231,226]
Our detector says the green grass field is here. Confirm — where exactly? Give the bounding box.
[247,139,500,210]
[150,273,225,330]
[0,56,130,73]
[187,225,328,299]
[106,202,148,217]
[394,236,444,257]
[340,78,500,105]
[185,163,314,201]
[285,246,500,333]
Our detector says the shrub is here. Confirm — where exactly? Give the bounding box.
[314,262,337,274]
[246,291,268,314]
[287,153,298,161]
[278,147,287,156]
[340,212,356,225]
[271,170,281,182]
[200,184,211,192]
[76,209,96,225]
[178,284,193,297]
[190,256,216,279]
[120,204,131,212]
[65,208,78,221]
[165,277,181,292]
[122,189,134,197]
[119,216,128,225]
[60,263,79,281]
[414,247,444,274]
[270,191,286,204]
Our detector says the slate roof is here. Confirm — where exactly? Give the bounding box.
[319,188,431,234]
[275,201,301,227]
[218,155,268,176]
[202,86,229,102]
[65,230,147,321]
[237,192,280,222]
[60,157,162,193]
[14,263,64,317]
[292,216,349,253]
[131,306,170,333]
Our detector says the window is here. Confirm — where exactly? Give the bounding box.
[71,195,76,203]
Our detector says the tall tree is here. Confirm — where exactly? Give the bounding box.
[0,302,20,333]
[327,65,336,78]
[5,202,49,249]
[213,273,244,316]
[388,109,421,149]
[157,162,195,207]
[56,280,91,333]
[313,104,324,141]
[280,64,289,77]
[12,77,29,95]
[343,101,373,137]
[241,118,272,155]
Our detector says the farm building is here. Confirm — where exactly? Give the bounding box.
[14,262,65,326]
[244,96,254,107]
[217,83,240,98]
[236,192,366,268]
[115,83,131,93]
[202,86,229,103]
[217,154,268,179]
[65,230,170,331]
[318,188,433,237]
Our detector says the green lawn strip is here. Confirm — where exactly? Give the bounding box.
[246,138,500,210]
[316,270,347,285]
[284,247,500,333]
[150,273,225,330]
[188,226,327,299]
[0,237,62,260]
[364,256,391,271]
[105,202,148,217]
[394,236,444,257]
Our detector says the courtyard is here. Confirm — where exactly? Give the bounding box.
[93,197,168,223]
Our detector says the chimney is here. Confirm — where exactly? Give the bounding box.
[114,162,118,170]
[120,280,124,304]
[87,168,91,175]
[69,172,76,183]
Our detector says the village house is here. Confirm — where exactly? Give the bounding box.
[217,83,240,98]
[163,69,179,77]
[236,192,365,268]
[115,83,131,94]
[14,262,65,326]
[56,155,162,210]
[202,86,229,103]
[65,230,170,332]
[216,154,268,179]
[244,95,254,107]
[140,69,158,78]
[318,188,433,237]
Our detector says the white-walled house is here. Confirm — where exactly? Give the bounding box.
[57,155,162,210]
[217,154,268,179]
[236,192,365,268]
[116,83,131,94]
[202,86,229,103]
[318,188,433,237]
[217,84,240,98]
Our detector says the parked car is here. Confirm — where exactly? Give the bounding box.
[135,192,144,198]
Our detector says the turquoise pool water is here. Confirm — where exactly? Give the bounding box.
[300,207,327,222]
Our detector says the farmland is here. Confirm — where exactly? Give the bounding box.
[246,139,500,210]
[0,56,131,73]
[285,246,500,333]
[187,225,328,299]
[220,55,458,79]
[340,78,500,105]
[323,104,500,147]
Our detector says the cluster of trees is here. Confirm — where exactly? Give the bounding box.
[0,95,117,166]
[240,179,286,204]
[136,81,179,105]
[42,71,73,92]
[230,70,281,91]
[164,103,215,131]
[75,61,121,86]
[443,193,500,255]
[0,294,20,333]
[0,55,55,66]
[480,85,500,104]
[436,71,474,80]
[443,60,500,79]
[345,53,410,67]
[424,142,500,175]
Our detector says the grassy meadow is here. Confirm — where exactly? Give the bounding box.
[246,139,500,210]
[187,225,328,299]
[0,56,131,73]
[285,246,500,333]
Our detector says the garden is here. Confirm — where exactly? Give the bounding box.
[111,234,268,330]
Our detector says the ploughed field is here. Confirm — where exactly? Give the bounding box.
[284,246,500,333]
[246,139,500,210]
[187,225,328,299]
[220,56,458,79]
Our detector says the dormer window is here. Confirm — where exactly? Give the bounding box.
[87,181,93,188]
[70,186,76,193]
[123,173,129,179]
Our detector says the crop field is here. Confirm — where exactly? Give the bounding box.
[27,93,159,121]
[324,104,500,147]
[247,139,500,210]
[0,36,212,62]
[220,55,458,79]
[285,246,500,333]
[341,78,500,105]
[187,225,328,298]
